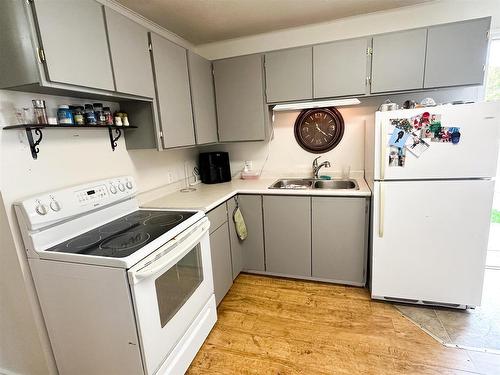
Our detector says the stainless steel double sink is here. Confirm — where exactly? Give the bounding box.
[268,178,359,190]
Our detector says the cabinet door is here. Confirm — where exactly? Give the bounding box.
[371,28,427,93]
[312,197,367,285]
[227,195,265,278]
[209,223,233,305]
[424,18,490,88]
[313,38,369,98]
[187,51,218,145]
[150,33,195,148]
[105,7,155,97]
[263,196,311,277]
[213,55,266,142]
[33,0,114,91]
[265,47,312,102]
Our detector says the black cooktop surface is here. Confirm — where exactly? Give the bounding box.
[47,210,196,258]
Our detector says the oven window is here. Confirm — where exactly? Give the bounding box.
[155,245,204,328]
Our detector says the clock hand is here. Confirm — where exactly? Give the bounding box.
[315,124,328,136]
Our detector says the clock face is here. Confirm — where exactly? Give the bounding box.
[294,107,344,153]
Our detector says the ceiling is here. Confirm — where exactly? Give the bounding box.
[115,0,433,45]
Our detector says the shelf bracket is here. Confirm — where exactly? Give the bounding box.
[108,127,122,151]
[25,127,43,159]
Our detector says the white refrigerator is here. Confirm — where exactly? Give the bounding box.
[366,102,500,308]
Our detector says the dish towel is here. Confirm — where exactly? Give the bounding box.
[233,205,248,241]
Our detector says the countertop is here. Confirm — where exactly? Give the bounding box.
[142,175,371,212]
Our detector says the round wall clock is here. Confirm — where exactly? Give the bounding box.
[293,107,345,153]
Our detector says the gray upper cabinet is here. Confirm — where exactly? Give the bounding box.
[312,197,368,285]
[227,195,265,277]
[150,33,195,148]
[104,7,155,98]
[424,18,490,88]
[33,0,115,91]
[265,47,312,102]
[313,38,369,98]
[187,51,219,145]
[213,55,266,142]
[371,28,427,93]
[263,196,311,277]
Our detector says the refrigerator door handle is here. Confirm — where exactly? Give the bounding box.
[380,121,385,180]
[379,184,385,237]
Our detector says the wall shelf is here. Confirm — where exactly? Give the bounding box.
[3,124,137,159]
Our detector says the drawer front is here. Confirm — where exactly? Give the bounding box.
[207,203,228,234]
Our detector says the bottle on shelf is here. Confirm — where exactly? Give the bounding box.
[57,105,74,125]
[84,104,96,125]
[32,99,48,124]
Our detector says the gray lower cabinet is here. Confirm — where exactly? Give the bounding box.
[424,17,490,88]
[265,47,313,102]
[313,37,370,98]
[209,223,233,305]
[263,196,311,277]
[227,195,265,277]
[213,55,266,142]
[187,51,219,145]
[33,0,115,91]
[371,28,427,93]
[150,33,195,148]
[104,7,155,98]
[312,197,368,285]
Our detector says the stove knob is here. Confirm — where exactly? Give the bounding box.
[126,181,133,190]
[50,200,61,212]
[35,204,48,216]
[118,183,125,192]
[109,185,117,194]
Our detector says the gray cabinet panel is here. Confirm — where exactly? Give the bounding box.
[33,0,114,91]
[227,195,265,277]
[313,38,369,98]
[187,51,219,145]
[265,47,312,102]
[210,223,233,305]
[424,18,490,88]
[213,55,266,142]
[150,33,195,148]
[371,28,427,93]
[263,196,311,277]
[312,197,367,285]
[105,7,155,98]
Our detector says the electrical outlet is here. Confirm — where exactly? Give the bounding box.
[167,171,174,184]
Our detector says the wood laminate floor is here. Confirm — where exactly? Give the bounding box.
[187,273,500,375]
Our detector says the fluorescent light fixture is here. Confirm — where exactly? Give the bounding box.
[272,98,361,112]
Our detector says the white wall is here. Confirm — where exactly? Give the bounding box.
[0,89,198,375]
[196,0,500,59]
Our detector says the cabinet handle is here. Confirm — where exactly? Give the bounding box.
[378,184,385,238]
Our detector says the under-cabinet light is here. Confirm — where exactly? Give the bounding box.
[272,98,361,112]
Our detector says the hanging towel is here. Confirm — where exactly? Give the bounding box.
[233,197,248,240]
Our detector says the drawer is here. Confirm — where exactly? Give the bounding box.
[207,203,228,234]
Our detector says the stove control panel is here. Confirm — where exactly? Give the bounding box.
[15,176,137,231]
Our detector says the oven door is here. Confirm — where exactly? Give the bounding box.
[128,217,213,375]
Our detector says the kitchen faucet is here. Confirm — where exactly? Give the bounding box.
[312,156,331,179]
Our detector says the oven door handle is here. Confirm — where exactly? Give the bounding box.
[129,219,210,284]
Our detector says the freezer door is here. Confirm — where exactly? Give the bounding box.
[373,103,500,180]
[371,180,493,306]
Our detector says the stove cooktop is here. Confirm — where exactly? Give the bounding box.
[47,210,196,258]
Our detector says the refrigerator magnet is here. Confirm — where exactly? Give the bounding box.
[450,127,461,144]
[390,118,413,133]
[406,133,430,157]
[388,128,410,148]
[388,146,406,167]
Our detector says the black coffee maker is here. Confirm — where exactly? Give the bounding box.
[198,152,231,184]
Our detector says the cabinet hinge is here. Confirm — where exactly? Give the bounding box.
[365,76,371,85]
[486,30,490,40]
[366,47,373,56]
[27,0,33,4]
[148,43,152,51]
[37,47,46,63]
[212,68,215,76]
[483,64,487,72]
[159,131,164,138]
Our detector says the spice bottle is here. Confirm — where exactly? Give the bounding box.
[73,106,85,125]
[32,99,48,124]
[93,103,106,125]
[57,105,73,124]
[103,107,113,125]
[84,104,96,125]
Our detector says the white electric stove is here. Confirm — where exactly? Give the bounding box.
[15,176,217,375]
